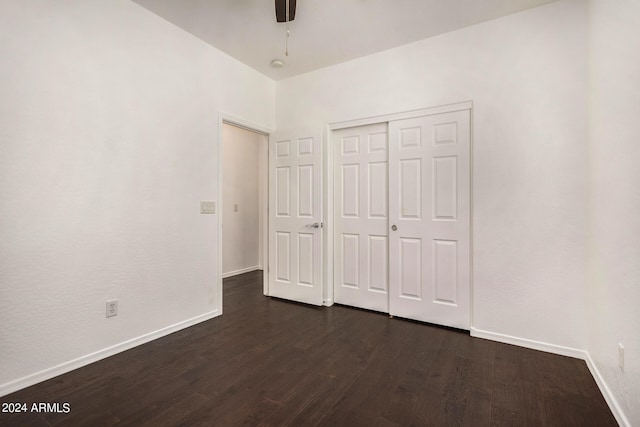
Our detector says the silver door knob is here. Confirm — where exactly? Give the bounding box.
[391,225,398,231]
[306,222,320,228]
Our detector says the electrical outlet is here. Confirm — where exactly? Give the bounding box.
[618,343,624,371]
[106,300,118,318]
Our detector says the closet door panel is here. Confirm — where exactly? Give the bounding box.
[388,110,470,329]
[333,123,389,313]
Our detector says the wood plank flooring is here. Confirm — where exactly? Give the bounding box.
[0,270,617,426]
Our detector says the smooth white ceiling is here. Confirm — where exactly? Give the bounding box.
[132,0,559,80]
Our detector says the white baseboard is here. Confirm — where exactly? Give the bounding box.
[585,353,631,427]
[222,265,261,278]
[0,309,220,398]
[470,327,587,359]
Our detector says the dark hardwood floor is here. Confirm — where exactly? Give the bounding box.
[1,270,616,426]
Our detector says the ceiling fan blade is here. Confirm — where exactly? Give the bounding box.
[275,0,296,23]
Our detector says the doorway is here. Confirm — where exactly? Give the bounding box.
[220,120,269,300]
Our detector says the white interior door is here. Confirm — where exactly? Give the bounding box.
[388,110,470,329]
[268,127,323,306]
[333,123,389,313]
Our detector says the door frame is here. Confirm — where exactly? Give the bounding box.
[217,113,272,313]
[327,101,474,325]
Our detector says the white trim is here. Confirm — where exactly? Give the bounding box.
[469,109,475,330]
[220,113,271,136]
[323,125,334,307]
[470,327,587,360]
[585,353,631,427]
[0,310,220,398]
[329,101,473,130]
[222,265,261,279]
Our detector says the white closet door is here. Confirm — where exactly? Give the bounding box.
[388,110,470,329]
[268,127,323,306]
[333,123,389,313]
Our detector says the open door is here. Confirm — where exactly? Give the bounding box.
[268,127,323,306]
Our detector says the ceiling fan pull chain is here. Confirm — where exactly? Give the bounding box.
[285,0,289,56]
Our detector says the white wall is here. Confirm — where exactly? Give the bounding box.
[222,124,262,276]
[587,0,640,425]
[277,0,588,351]
[0,0,274,394]
[3,0,636,422]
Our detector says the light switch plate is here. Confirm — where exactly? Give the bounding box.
[200,201,216,214]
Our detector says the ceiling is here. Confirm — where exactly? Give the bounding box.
[132,0,559,80]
